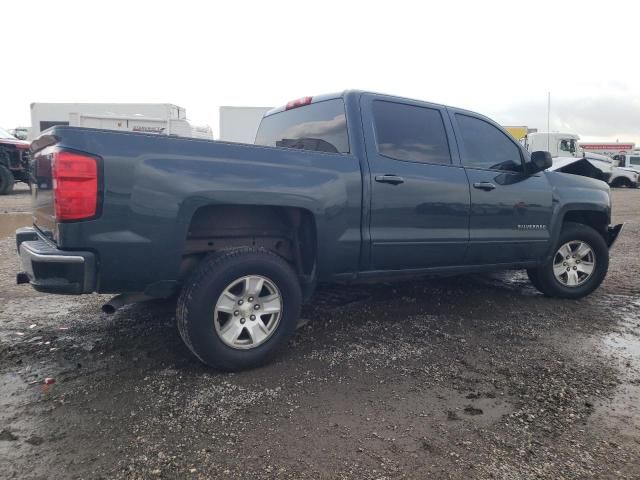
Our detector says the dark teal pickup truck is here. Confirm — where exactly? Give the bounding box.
[16,90,623,370]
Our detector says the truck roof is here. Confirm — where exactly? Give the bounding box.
[264,90,481,119]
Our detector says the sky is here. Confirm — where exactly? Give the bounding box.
[1,0,639,144]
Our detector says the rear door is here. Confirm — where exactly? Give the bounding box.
[361,94,470,270]
[450,110,553,264]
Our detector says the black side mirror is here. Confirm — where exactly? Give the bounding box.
[528,151,553,174]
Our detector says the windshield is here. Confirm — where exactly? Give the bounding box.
[559,139,577,154]
[0,127,16,140]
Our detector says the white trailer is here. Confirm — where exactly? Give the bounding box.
[29,103,190,140]
[219,106,272,144]
[70,113,195,138]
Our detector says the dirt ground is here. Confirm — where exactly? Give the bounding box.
[1,186,639,479]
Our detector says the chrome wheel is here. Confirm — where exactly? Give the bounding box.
[213,275,282,350]
[552,241,596,287]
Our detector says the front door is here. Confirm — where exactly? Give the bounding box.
[362,95,470,271]
[450,110,553,265]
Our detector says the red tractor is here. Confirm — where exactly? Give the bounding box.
[0,127,30,194]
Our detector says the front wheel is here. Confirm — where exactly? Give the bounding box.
[529,222,609,299]
[177,247,302,370]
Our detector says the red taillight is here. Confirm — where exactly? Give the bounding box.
[52,151,98,221]
[285,96,313,110]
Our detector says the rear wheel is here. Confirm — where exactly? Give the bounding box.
[529,222,608,299]
[177,247,302,370]
[0,165,15,195]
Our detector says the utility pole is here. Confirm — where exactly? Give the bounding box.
[547,91,551,152]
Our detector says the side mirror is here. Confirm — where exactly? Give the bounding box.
[528,151,553,174]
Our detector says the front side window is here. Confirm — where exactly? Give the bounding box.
[456,114,523,172]
[372,101,451,165]
[255,99,349,154]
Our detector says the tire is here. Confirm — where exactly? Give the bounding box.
[530,222,609,299]
[177,247,302,370]
[0,165,15,195]
[616,177,632,188]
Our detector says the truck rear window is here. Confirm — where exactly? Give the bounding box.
[255,99,349,154]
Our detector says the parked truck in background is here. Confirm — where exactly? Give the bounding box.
[0,127,30,194]
[613,153,640,173]
[69,113,213,139]
[29,102,212,140]
[16,90,623,370]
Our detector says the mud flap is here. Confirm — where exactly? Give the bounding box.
[607,224,624,249]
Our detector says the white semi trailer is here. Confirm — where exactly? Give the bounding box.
[219,106,272,144]
[29,103,212,140]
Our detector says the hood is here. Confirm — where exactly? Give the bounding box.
[0,138,30,149]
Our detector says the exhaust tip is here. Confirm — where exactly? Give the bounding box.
[101,304,116,315]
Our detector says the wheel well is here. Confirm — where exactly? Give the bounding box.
[562,210,608,238]
[180,205,317,281]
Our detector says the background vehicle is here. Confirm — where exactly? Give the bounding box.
[582,152,638,188]
[69,113,211,139]
[16,91,622,370]
[0,127,30,194]
[219,106,272,143]
[29,102,212,140]
[613,153,640,173]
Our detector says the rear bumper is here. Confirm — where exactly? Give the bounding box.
[607,223,624,249]
[16,227,96,294]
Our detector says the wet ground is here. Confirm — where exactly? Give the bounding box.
[0,187,639,479]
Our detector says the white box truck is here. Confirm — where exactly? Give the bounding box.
[219,106,272,144]
[28,103,213,140]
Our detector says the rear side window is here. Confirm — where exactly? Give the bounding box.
[372,101,451,165]
[255,99,349,154]
[630,156,640,166]
[456,114,523,172]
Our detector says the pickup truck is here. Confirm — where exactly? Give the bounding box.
[0,127,31,194]
[16,90,623,370]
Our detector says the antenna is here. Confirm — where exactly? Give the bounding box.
[547,91,551,152]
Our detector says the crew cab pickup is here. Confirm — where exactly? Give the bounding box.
[16,91,623,370]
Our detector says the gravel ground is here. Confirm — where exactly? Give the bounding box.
[0,188,639,479]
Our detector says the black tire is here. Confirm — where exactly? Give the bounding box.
[0,165,15,195]
[613,177,631,188]
[530,222,609,299]
[177,247,302,370]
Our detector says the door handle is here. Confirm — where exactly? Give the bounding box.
[375,174,405,185]
[473,182,496,191]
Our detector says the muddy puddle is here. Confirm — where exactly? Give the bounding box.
[592,297,640,442]
[0,213,32,238]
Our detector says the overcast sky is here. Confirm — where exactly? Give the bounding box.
[2,0,638,144]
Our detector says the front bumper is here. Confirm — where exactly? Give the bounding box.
[607,224,624,249]
[16,227,96,294]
